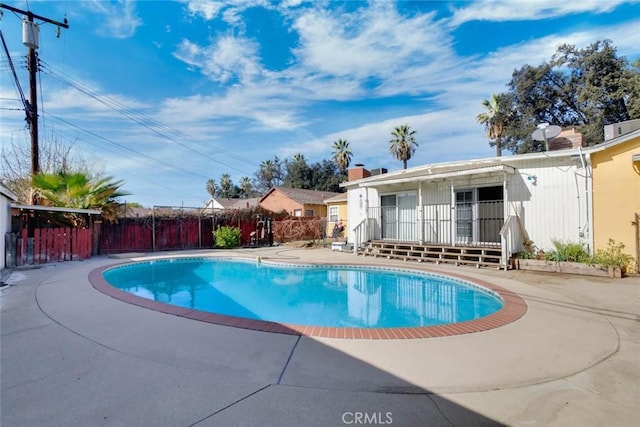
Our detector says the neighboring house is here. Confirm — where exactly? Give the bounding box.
[343,122,638,269]
[203,197,259,212]
[324,192,348,238]
[259,187,341,218]
[590,125,640,271]
[1,184,18,270]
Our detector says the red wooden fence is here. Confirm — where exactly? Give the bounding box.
[14,227,92,266]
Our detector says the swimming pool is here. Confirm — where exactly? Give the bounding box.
[100,257,506,332]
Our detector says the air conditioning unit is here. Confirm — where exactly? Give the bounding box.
[604,119,640,141]
[370,168,388,176]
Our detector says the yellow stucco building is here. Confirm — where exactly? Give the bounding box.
[324,193,348,240]
[589,128,640,271]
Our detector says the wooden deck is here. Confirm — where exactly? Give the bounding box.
[357,240,504,269]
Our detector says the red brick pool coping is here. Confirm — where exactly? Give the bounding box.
[89,259,527,340]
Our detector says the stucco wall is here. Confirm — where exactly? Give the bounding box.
[260,189,328,217]
[591,136,640,264]
[260,190,303,215]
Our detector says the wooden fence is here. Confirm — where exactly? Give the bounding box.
[99,217,216,254]
[6,227,92,267]
[98,217,327,254]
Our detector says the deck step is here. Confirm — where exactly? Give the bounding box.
[357,240,505,269]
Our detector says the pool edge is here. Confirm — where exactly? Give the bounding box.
[88,258,528,340]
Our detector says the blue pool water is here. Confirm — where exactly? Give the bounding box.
[103,258,503,328]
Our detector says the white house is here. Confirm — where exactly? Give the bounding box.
[343,148,593,268]
[1,184,18,271]
[203,197,259,212]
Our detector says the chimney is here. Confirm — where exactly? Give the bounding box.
[348,164,371,181]
[548,128,583,151]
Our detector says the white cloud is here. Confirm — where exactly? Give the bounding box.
[173,39,204,68]
[291,4,448,82]
[183,0,226,20]
[86,0,142,39]
[182,0,270,24]
[448,0,636,27]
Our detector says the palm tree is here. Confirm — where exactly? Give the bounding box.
[31,171,128,224]
[292,153,306,164]
[219,173,233,198]
[239,176,252,198]
[205,179,217,198]
[331,139,352,173]
[476,94,506,157]
[257,157,283,192]
[389,125,418,169]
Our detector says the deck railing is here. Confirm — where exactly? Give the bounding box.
[363,201,505,247]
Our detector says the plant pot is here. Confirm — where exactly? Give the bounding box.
[608,266,622,279]
[516,259,557,272]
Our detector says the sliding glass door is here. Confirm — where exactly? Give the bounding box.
[380,192,417,241]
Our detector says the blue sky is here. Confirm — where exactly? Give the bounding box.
[1,0,639,207]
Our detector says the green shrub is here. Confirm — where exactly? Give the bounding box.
[214,226,241,249]
[517,250,538,259]
[545,239,592,263]
[592,239,633,268]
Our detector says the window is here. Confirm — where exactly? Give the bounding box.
[329,206,339,222]
[294,209,302,217]
[305,209,314,217]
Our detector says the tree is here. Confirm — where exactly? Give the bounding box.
[331,139,352,173]
[476,94,509,157]
[309,160,343,192]
[499,40,639,153]
[239,176,252,198]
[1,135,89,204]
[219,173,233,198]
[31,171,128,224]
[389,124,418,169]
[255,156,284,193]
[625,58,640,118]
[205,179,217,198]
[284,153,312,189]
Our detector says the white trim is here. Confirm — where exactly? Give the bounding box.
[0,184,18,201]
[329,206,339,222]
[357,165,515,188]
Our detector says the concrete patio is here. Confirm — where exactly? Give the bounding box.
[1,246,638,426]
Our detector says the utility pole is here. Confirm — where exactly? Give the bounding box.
[0,3,68,203]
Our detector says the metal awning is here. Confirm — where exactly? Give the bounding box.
[359,165,515,187]
[12,204,102,215]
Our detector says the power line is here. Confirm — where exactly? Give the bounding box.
[0,29,27,121]
[45,112,213,182]
[38,60,257,173]
[0,2,69,204]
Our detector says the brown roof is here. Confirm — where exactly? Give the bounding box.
[215,197,259,209]
[261,187,342,205]
[324,193,347,203]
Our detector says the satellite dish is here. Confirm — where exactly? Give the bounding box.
[532,125,561,141]
[532,124,562,151]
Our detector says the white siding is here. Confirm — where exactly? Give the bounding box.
[1,193,15,270]
[346,154,591,252]
[507,157,589,252]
